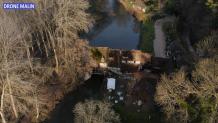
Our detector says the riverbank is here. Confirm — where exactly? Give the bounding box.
[139,20,155,53]
[118,0,155,53]
[43,75,104,123]
[118,0,146,21]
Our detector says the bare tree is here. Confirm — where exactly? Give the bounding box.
[196,31,218,57]
[0,0,95,122]
[155,58,218,122]
[0,13,49,123]
[74,100,121,123]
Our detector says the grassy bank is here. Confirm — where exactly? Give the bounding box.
[138,20,155,53]
[119,0,155,53]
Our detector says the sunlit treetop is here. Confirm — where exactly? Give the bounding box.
[207,0,218,9]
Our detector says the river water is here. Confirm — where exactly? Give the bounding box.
[43,75,104,123]
[89,0,140,50]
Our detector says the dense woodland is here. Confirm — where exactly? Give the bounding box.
[0,0,218,123]
[0,0,94,122]
[155,0,218,122]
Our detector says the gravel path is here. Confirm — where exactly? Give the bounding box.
[154,17,175,58]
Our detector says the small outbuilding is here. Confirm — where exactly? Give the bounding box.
[107,78,116,90]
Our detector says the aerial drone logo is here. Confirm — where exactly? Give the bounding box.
[3,2,35,10]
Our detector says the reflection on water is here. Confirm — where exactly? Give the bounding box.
[89,0,139,50]
[107,0,115,12]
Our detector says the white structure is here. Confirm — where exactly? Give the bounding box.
[99,57,108,68]
[137,100,142,106]
[127,61,135,64]
[127,60,141,65]
[117,91,122,96]
[135,61,141,65]
[107,78,116,90]
[115,100,118,104]
[99,62,108,68]
[121,60,126,63]
[119,96,124,101]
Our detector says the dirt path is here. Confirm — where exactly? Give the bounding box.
[154,17,175,58]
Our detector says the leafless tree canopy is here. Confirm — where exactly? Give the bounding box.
[74,100,121,123]
[155,32,218,123]
[0,0,94,122]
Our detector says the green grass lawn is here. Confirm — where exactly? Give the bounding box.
[138,20,155,53]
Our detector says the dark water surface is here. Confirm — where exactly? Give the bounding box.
[44,75,104,123]
[89,0,140,50]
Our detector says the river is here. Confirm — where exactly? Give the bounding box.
[43,1,142,123]
[43,75,104,123]
[89,0,140,50]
